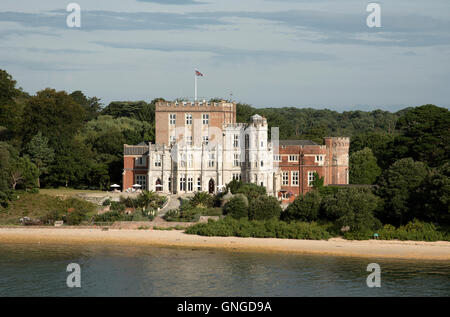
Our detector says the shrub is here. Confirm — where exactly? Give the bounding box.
[343,220,449,241]
[190,192,214,208]
[281,190,321,222]
[93,211,132,222]
[223,194,248,219]
[102,199,111,206]
[321,187,382,232]
[236,183,266,202]
[185,217,331,240]
[248,195,281,220]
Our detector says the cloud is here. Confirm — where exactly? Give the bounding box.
[94,40,337,63]
[136,0,207,4]
[0,10,227,31]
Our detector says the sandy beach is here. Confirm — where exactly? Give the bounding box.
[0,227,449,260]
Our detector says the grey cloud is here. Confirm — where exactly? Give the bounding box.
[94,40,336,62]
[0,10,227,31]
[136,0,206,4]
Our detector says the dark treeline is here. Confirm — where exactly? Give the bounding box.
[0,69,449,229]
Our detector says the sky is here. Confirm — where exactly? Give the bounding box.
[1,0,449,111]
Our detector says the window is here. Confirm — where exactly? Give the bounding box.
[154,154,161,167]
[308,171,316,187]
[187,177,193,191]
[136,156,145,166]
[260,161,264,167]
[292,171,299,186]
[208,153,215,168]
[260,141,264,148]
[197,177,201,190]
[289,155,298,162]
[232,173,241,181]
[169,114,176,125]
[282,192,289,199]
[203,136,209,145]
[179,175,186,191]
[180,154,186,168]
[187,154,193,168]
[260,182,264,187]
[233,153,239,167]
[274,155,281,162]
[185,136,192,146]
[185,113,192,125]
[202,113,209,125]
[233,134,239,148]
[136,175,147,189]
[282,172,289,185]
[315,155,324,162]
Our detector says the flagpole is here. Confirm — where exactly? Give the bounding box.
[194,69,197,101]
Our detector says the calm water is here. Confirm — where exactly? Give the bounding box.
[0,243,449,297]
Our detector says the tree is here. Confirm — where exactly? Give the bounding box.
[376,158,429,225]
[70,90,102,121]
[322,187,382,232]
[411,163,450,226]
[282,190,322,222]
[393,105,450,167]
[350,147,382,184]
[236,183,266,202]
[22,89,87,151]
[23,132,55,187]
[223,194,248,219]
[9,156,39,190]
[311,172,324,188]
[0,70,24,144]
[248,195,282,220]
[350,131,394,169]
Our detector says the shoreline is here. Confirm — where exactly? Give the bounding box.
[0,227,449,260]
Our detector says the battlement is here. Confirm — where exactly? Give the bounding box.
[155,100,235,110]
[324,137,350,148]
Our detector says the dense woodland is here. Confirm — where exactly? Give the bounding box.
[0,68,449,234]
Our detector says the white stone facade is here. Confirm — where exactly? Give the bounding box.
[145,114,281,195]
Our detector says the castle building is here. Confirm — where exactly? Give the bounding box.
[123,100,349,203]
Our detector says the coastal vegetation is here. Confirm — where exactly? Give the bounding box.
[0,69,449,241]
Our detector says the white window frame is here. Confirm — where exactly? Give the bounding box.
[315,155,324,162]
[233,134,239,148]
[274,155,281,162]
[291,171,299,186]
[185,136,193,146]
[233,153,240,167]
[154,154,161,167]
[185,113,192,125]
[203,136,209,145]
[282,171,289,185]
[169,113,176,125]
[308,171,316,187]
[202,113,209,125]
[289,155,298,162]
[208,153,215,168]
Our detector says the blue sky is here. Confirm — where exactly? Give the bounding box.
[1,0,449,111]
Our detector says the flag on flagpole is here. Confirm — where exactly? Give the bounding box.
[195,70,204,77]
